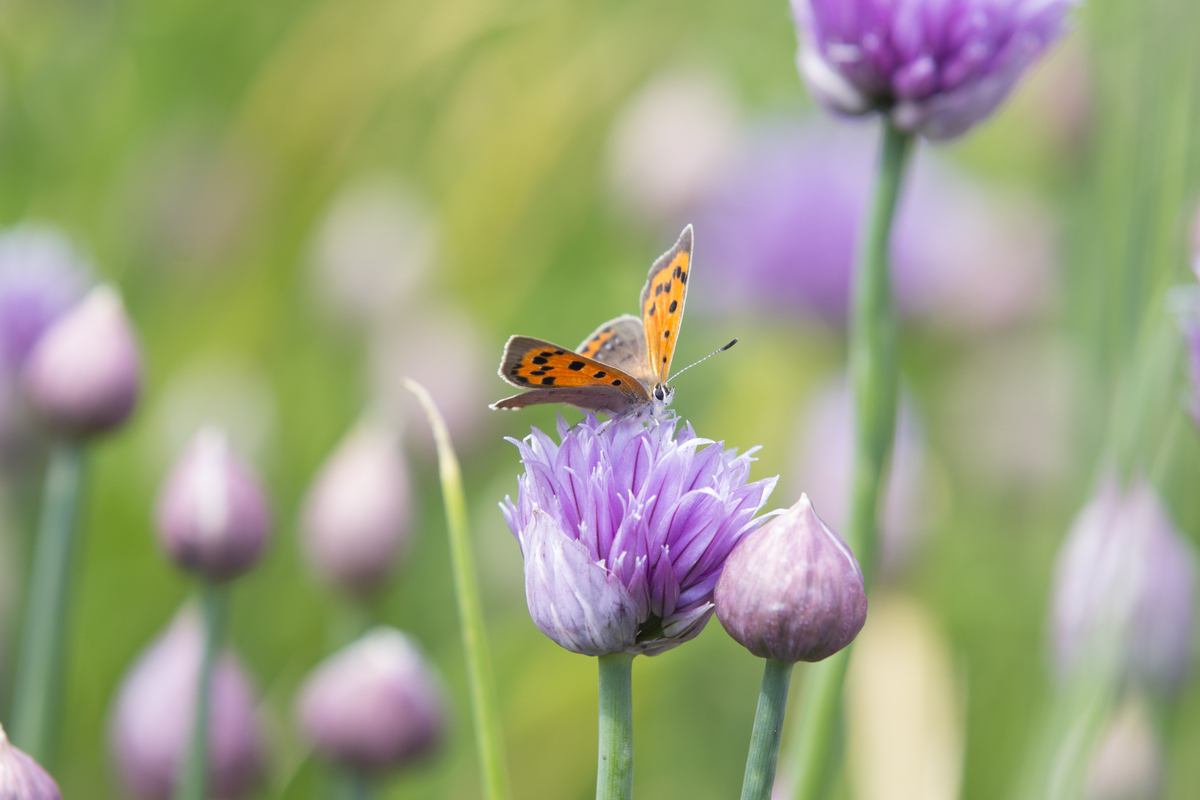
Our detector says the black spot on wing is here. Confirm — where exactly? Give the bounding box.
[668,300,677,313]
[593,371,607,379]
[541,377,556,385]
[568,361,585,371]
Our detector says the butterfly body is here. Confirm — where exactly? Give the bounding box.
[491,225,693,420]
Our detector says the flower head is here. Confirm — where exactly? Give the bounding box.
[301,419,412,596]
[792,0,1077,140]
[695,121,1056,328]
[108,606,264,800]
[502,415,777,656]
[156,427,272,581]
[715,495,867,663]
[297,627,446,772]
[20,285,140,438]
[0,224,90,375]
[0,722,61,800]
[1051,475,1197,693]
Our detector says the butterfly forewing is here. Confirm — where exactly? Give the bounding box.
[640,225,692,386]
[492,335,651,413]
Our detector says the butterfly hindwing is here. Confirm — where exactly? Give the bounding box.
[640,224,692,385]
[576,314,655,386]
[492,335,651,414]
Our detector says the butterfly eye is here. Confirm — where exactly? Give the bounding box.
[653,386,666,401]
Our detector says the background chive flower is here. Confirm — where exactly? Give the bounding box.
[791,0,1077,140]
[1050,475,1197,693]
[502,415,777,657]
[693,121,1056,329]
[155,427,272,581]
[297,627,447,773]
[108,606,264,800]
[301,418,412,596]
[0,224,90,376]
[0,722,62,800]
[20,285,141,439]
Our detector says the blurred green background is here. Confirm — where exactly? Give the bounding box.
[2,0,1200,798]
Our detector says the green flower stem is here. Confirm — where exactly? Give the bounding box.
[788,121,914,800]
[740,659,795,800]
[404,379,509,800]
[336,768,375,800]
[11,442,85,764]
[174,581,230,800]
[596,652,635,800]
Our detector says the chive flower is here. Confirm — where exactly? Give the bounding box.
[502,415,777,657]
[297,627,446,773]
[0,224,89,375]
[108,606,264,800]
[715,494,867,663]
[1051,475,1197,693]
[791,0,1078,139]
[0,722,61,800]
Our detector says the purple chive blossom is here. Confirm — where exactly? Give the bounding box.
[0,224,90,375]
[1051,475,1197,693]
[0,722,62,800]
[694,121,1056,327]
[502,415,777,657]
[792,0,1078,140]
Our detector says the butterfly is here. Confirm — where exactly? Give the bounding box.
[491,225,696,420]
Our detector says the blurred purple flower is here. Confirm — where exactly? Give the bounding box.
[1051,476,1197,693]
[0,224,90,376]
[20,286,141,438]
[791,376,927,578]
[297,627,446,773]
[605,67,741,228]
[694,121,1056,328]
[302,419,412,596]
[792,0,1077,140]
[0,722,62,800]
[156,427,272,581]
[715,494,866,663]
[502,415,777,656]
[109,606,264,800]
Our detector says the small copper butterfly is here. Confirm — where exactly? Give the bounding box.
[491,225,700,419]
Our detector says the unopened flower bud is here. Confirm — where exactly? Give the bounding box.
[297,627,446,773]
[0,722,62,800]
[715,494,867,663]
[156,428,271,581]
[108,606,264,800]
[1051,475,1197,692]
[1084,694,1164,800]
[20,285,140,438]
[302,420,411,595]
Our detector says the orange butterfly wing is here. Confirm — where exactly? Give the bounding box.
[490,336,651,414]
[640,225,692,386]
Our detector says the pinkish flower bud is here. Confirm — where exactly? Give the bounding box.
[301,420,411,595]
[297,627,446,773]
[20,286,140,438]
[108,606,264,800]
[0,722,62,800]
[1051,476,1197,692]
[1084,694,1164,800]
[715,494,867,663]
[156,428,271,581]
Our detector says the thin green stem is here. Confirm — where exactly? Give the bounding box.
[11,442,85,764]
[596,653,634,800]
[335,768,376,800]
[174,582,230,800]
[740,660,795,800]
[404,379,509,800]
[788,121,913,800]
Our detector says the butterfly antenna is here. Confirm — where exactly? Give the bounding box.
[668,339,738,383]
